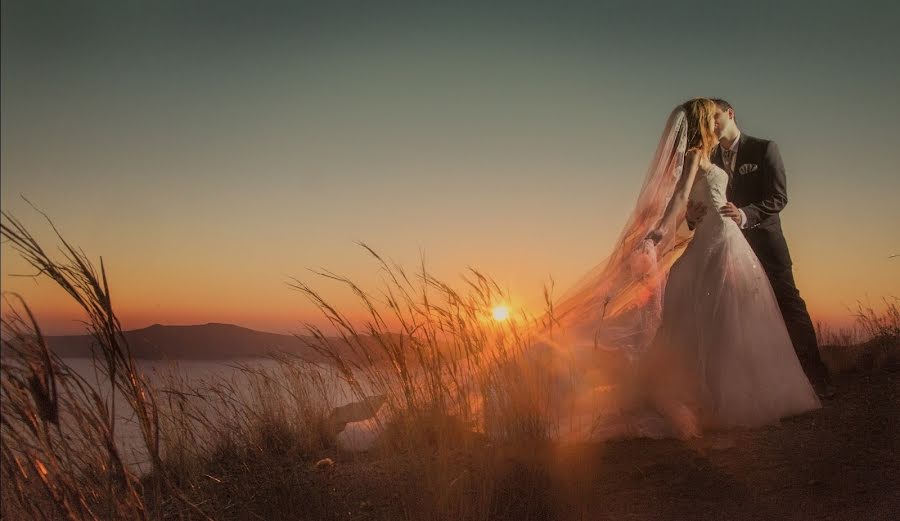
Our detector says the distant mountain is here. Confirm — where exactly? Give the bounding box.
[45,323,327,361]
[33,324,635,380]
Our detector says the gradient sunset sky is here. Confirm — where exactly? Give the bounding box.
[2,1,898,335]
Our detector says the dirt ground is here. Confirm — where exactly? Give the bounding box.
[314,369,899,521]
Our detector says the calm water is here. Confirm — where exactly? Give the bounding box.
[61,358,360,471]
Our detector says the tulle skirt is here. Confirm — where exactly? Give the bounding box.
[638,214,820,434]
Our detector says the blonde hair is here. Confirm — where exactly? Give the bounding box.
[680,97,718,159]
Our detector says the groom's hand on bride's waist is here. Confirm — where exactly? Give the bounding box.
[719,203,747,228]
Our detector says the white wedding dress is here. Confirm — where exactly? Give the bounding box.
[627,162,821,436]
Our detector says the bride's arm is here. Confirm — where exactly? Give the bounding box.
[653,149,701,238]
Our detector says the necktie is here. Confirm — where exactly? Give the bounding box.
[721,148,735,174]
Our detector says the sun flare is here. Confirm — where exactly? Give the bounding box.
[491,305,510,321]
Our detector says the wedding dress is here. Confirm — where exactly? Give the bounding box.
[632,162,821,436]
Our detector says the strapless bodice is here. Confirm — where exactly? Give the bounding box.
[689,164,728,209]
[688,165,731,232]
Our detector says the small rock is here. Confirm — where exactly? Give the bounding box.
[315,457,335,470]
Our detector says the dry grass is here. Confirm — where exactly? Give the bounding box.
[1,209,562,520]
[817,298,900,375]
[2,209,897,520]
[1,209,208,520]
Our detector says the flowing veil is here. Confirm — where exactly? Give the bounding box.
[540,107,692,359]
[486,106,697,441]
[338,107,698,448]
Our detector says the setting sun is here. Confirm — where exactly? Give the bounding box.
[492,305,510,321]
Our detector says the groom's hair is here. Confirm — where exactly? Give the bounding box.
[712,98,732,110]
[712,98,733,111]
[712,98,737,122]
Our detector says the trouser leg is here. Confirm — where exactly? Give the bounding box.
[767,266,831,384]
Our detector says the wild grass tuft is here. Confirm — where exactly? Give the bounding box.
[818,297,900,374]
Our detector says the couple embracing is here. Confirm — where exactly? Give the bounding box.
[551,98,831,439]
[337,98,832,447]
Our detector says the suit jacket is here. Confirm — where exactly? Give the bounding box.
[713,133,793,272]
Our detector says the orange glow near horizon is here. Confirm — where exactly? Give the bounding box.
[0,298,873,338]
[0,265,878,338]
[0,225,892,338]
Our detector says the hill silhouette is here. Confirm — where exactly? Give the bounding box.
[45,323,323,360]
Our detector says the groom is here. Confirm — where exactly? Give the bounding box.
[686,99,833,398]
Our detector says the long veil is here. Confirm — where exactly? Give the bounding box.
[337,107,695,448]
[541,107,692,359]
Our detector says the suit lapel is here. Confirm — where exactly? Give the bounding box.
[726,133,751,202]
[733,133,751,176]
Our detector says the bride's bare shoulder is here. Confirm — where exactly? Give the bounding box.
[684,148,702,166]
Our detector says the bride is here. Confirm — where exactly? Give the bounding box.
[544,98,820,440]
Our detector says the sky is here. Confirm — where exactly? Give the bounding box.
[2,0,899,335]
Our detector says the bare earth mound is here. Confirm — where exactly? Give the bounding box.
[311,370,898,521]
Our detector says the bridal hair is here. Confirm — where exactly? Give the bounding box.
[679,97,718,158]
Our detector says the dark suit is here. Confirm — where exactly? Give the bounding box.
[713,134,829,385]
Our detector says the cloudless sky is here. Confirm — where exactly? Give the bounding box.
[2,0,898,334]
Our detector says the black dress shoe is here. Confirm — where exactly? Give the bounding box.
[815,383,837,400]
